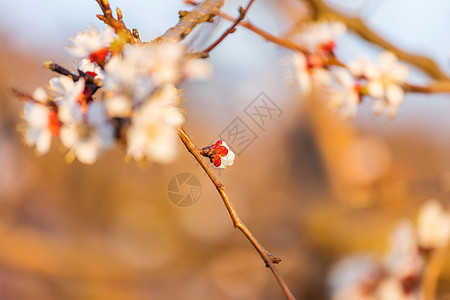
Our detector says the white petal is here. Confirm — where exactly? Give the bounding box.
[25,103,49,128]
[332,67,354,88]
[367,80,384,99]
[184,59,213,81]
[386,84,404,107]
[348,59,364,77]
[379,51,397,74]
[65,78,85,104]
[32,87,47,103]
[60,125,77,148]
[76,140,100,165]
[312,68,331,86]
[148,131,179,163]
[106,95,132,117]
[418,200,450,248]
[35,130,52,155]
[49,76,75,96]
[363,62,380,80]
[25,128,39,146]
[391,63,409,82]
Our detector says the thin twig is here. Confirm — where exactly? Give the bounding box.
[203,0,255,53]
[178,126,296,300]
[44,61,80,81]
[302,0,449,81]
[404,82,450,94]
[95,0,141,44]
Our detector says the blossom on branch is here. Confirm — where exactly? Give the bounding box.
[60,98,115,165]
[349,52,409,117]
[67,26,115,65]
[327,67,360,118]
[126,85,185,163]
[103,42,211,117]
[22,88,59,155]
[292,52,330,95]
[417,199,450,250]
[78,59,105,82]
[298,21,346,56]
[200,140,236,169]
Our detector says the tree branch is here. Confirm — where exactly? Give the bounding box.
[178,126,296,300]
[405,82,450,94]
[152,0,224,44]
[302,0,449,81]
[95,0,141,44]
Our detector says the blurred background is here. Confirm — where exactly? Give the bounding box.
[1,0,450,299]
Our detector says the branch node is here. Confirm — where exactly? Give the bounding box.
[178,10,189,18]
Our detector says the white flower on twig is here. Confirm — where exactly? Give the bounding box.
[417,199,450,249]
[22,88,60,155]
[328,255,380,300]
[103,46,154,117]
[327,67,360,118]
[49,75,86,104]
[59,99,114,165]
[78,58,105,82]
[298,21,346,55]
[67,26,115,64]
[126,84,184,163]
[145,42,212,85]
[201,140,236,169]
[349,52,409,117]
[292,52,330,95]
[384,220,423,282]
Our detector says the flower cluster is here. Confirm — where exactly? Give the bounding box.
[291,21,409,118]
[20,26,214,166]
[328,199,450,300]
[292,21,346,96]
[349,52,409,117]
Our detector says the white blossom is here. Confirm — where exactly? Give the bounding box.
[127,84,184,163]
[49,75,85,103]
[327,67,360,118]
[67,26,115,59]
[207,140,235,169]
[417,199,450,249]
[103,43,211,117]
[78,58,105,82]
[144,42,212,85]
[298,21,346,53]
[292,52,330,95]
[59,100,114,165]
[377,277,415,300]
[328,255,379,300]
[350,52,409,117]
[384,220,423,280]
[22,88,57,155]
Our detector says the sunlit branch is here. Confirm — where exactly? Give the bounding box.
[153,0,224,44]
[303,0,449,81]
[95,0,142,44]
